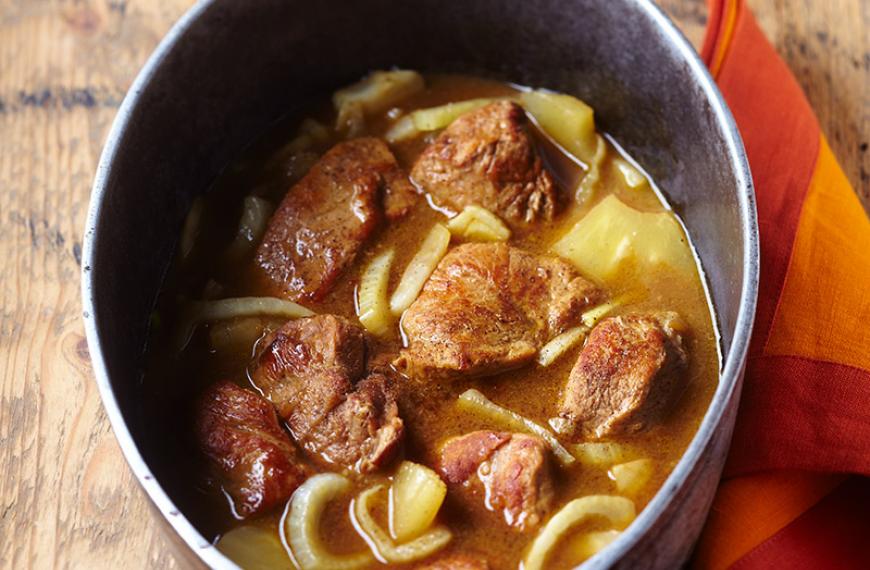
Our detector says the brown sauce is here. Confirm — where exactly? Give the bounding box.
[142,73,720,569]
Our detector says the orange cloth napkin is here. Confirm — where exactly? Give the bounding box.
[691,0,870,568]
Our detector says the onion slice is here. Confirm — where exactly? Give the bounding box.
[523,495,635,570]
[353,485,452,564]
[457,389,575,467]
[284,474,372,570]
[389,224,450,316]
[537,326,588,367]
[175,296,314,350]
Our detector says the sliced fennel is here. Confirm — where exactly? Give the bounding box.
[225,196,274,261]
[446,205,511,242]
[357,249,395,336]
[523,495,635,570]
[334,70,424,133]
[284,474,372,570]
[537,326,588,367]
[353,485,452,564]
[175,297,314,351]
[385,98,497,142]
[389,225,450,316]
[457,389,575,467]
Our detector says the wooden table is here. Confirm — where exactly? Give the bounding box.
[0,1,865,567]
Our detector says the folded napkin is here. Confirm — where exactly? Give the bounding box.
[691,0,870,567]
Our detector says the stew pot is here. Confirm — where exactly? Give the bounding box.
[82,0,758,567]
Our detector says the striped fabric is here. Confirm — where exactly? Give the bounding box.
[692,0,870,567]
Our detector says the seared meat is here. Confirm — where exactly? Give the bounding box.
[195,381,308,518]
[411,101,560,228]
[555,313,688,438]
[395,243,600,379]
[438,431,554,531]
[416,554,490,570]
[251,314,403,472]
[256,138,417,302]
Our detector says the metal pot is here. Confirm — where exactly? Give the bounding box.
[82,0,759,567]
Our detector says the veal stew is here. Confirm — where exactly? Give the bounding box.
[143,72,720,569]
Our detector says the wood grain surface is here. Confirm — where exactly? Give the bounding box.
[0,0,866,568]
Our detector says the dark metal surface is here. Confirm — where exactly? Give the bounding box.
[82,0,758,567]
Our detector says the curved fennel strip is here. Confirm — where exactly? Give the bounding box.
[577,134,608,198]
[333,70,424,134]
[390,461,447,542]
[225,196,274,261]
[523,495,636,570]
[615,158,648,189]
[457,389,575,467]
[179,196,204,261]
[446,205,511,242]
[537,299,626,367]
[353,485,452,563]
[581,298,621,328]
[284,474,373,570]
[566,441,634,468]
[537,326,588,367]
[357,249,395,336]
[389,224,450,316]
[216,525,291,570]
[175,297,314,350]
[569,529,622,562]
[385,98,498,143]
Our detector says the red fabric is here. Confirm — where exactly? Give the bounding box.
[693,1,870,567]
[729,356,870,475]
[731,477,870,569]
[699,0,870,480]
[708,5,820,364]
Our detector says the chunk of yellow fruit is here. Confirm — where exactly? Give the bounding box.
[520,90,597,164]
[552,195,695,284]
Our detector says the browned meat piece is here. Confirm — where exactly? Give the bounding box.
[251,314,404,472]
[411,101,560,228]
[555,313,688,438]
[416,554,490,570]
[438,431,554,531]
[256,138,417,301]
[195,380,308,518]
[395,243,600,379]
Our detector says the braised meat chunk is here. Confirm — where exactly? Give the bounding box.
[395,243,600,379]
[256,137,417,302]
[251,314,403,472]
[555,313,688,438]
[411,101,560,228]
[195,381,309,518]
[438,431,554,531]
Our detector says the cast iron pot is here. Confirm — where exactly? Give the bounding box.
[82,0,759,567]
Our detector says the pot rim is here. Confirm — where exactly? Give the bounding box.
[81,0,759,567]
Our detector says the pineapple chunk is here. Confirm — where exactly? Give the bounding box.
[552,195,695,284]
[521,90,597,164]
[610,458,654,495]
[390,461,448,542]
